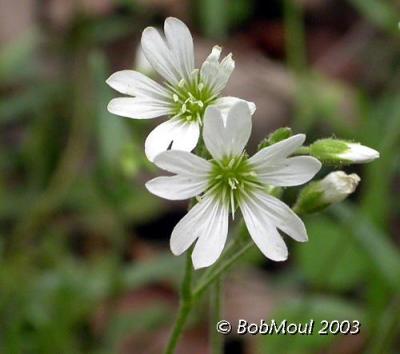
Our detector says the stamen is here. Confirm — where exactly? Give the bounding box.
[228,158,235,169]
[230,189,235,219]
[207,155,263,216]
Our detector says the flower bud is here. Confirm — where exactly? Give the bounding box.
[293,171,361,214]
[258,127,293,150]
[309,139,379,165]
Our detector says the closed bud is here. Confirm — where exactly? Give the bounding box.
[309,139,379,165]
[258,127,293,150]
[293,171,360,214]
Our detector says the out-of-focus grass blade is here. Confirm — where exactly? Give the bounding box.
[0,29,40,83]
[348,0,399,33]
[331,203,400,291]
[366,295,400,354]
[359,94,400,227]
[89,51,131,168]
[197,0,229,39]
[0,83,58,124]
[121,255,183,290]
[296,216,367,291]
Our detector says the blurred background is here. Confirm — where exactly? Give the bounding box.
[1,0,400,353]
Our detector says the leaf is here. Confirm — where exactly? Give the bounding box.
[331,203,400,292]
[295,215,367,291]
[260,295,364,354]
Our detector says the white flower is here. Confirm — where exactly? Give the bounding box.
[319,171,360,204]
[106,17,255,161]
[338,143,380,163]
[145,102,321,269]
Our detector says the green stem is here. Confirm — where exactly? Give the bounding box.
[210,277,223,354]
[164,252,193,354]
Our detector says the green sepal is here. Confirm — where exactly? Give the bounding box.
[257,127,293,150]
[309,138,351,166]
[293,182,329,215]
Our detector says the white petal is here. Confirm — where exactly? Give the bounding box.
[249,134,306,166]
[145,120,200,162]
[106,70,170,100]
[164,17,195,81]
[146,175,208,200]
[339,143,380,163]
[213,53,235,94]
[319,171,360,204]
[170,195,215,255]
[251,192,308,242]
[153,150,212,176]
[200,46,235,95]
[191,199,229,269]
[107,97,171,119]
[200,46,221,90]
[203,101,252,160]
[255,156,321,187]
[240,197,288,261]
[145,119,178,161]
[141,26,181,84]
[171,121,200,152]
[213,96,256,118]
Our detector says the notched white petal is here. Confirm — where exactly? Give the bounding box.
[106,70,170,100]
[170,195,215,255]
[240,198,288,261]
[141,26,181,84]
[256,156,321,187]
[252,192,308,242]
[107,97,171,119]
[191,200,229,269]
[203,101,252,159]
[153,150,212,176]
[164,17,195,81]
[145,175,208,200]
[249,134,306,167]
[212,96,256,120]
[145,120,200,162]
[200,45,235,95]
[202,106,226,160]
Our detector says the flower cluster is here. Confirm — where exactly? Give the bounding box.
[107,18,379,269]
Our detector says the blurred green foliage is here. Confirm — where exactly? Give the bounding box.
[1,0,400,353]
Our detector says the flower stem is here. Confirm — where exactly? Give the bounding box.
[164,252,193,354]
[210,276,223,354]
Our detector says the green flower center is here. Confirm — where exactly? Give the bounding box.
[167,72,217,124]
[208,154,262,216]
